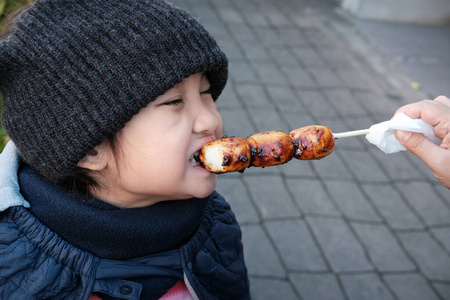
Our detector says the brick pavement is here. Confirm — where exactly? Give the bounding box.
[171,0,450,299]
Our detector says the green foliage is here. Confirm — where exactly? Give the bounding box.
[0,94,7,152]
[0,0,6,17]
[0,0,34,152]
[0,0,32,18]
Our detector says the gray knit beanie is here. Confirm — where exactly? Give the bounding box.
[0,0,228,178]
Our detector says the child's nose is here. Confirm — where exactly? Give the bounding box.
[193,102,220,135]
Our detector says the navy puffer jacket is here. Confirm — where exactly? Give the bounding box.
[0,142,250,299]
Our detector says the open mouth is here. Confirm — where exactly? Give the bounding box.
[190,151,201,167]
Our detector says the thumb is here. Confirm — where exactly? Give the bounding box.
[395,130,444,167]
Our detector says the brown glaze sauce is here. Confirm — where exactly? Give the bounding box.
[290,126,334,160]
[247,131,294,167]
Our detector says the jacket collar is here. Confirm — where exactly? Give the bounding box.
[0,141,30,211]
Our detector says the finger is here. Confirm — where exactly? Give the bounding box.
[433,95,450,107]
[395,96,450,119]
[395,130,447,168]
[394,100,434,120]
[395,100,450,130]
[441,133,450,149]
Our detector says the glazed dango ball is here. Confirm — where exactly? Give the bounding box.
[198,126,335,174]
[199,137,251,174]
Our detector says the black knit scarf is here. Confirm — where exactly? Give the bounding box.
[18,164,209,260]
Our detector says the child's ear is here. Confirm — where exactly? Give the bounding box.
[77,142,109,171]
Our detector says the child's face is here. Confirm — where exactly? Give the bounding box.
[99,72,222,207]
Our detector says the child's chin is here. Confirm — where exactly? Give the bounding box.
[195,184,217,199]
[195,190,213,199]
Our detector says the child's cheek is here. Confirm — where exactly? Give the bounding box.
[215,114,223,138]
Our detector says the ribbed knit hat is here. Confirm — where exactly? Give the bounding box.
[0,0,228,178]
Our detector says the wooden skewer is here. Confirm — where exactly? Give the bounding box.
[333,129,371,139]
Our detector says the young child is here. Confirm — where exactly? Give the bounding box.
[0,0,249,299]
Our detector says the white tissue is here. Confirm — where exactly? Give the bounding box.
[366,113,442,154]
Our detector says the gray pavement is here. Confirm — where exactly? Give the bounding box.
[352,16,450,99]
[171,0,450,299]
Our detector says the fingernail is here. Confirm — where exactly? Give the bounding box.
[395,130,412,143]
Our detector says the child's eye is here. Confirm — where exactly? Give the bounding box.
[165,99,184,106]
[201,87,212,95]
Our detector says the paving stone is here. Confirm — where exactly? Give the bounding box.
[251,62,289,86]
[324,181,381,222]
[289,12,319,30]
[216,83,242,109]
[431,227,450,253]
[249,278,299,300]
[290,273,346,300]
[234,83,273,109]
[433,283,450,300]
[352,223,415,272]
[352,90,398,119]
[244,175,301,219]
[292,46,327,67]
[308,68,344,88]
[281,111,316,130]
[384,273,441,300]
[229,60,259,84]
[341,114,377,132]
[367,149,427,182]
[266,220,328,271]
[241,225,285,278]
[240,162,283,177]
[303,30,337,48]
[240,10,271,27]
[253,28,287,47]
[241,43,272,63]
[434,184,450,206]
[287,178,341,216]
[340,273,395,300]
[204,22,234,42]
[391,149,441,183]
[307,216,373,272]
[336,68,375,90]
[362,184,424,230]
[219,108,255,138]
[280,65,318,88]
[267,48,301,67]
[278,159,316,177]
[398,231,450,281]
[266,10,292,28]
[189,7,220,23]
[219,40,244,60]
[325,89,367,117]
[319,48,356,68]
[215,7,245,25]
[266,86,305,113]
[296,89,339,119]
[338,148,389,183]
[215,177,260,224]
[311,153,354,181]
[229,0,255,10]
[228,24,259,43]
[397,182,450,227]
[279,28,309,47]
[250,108,290,133]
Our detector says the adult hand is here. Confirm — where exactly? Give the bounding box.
[394,95,450,189]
